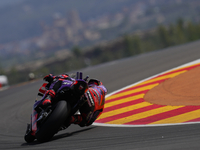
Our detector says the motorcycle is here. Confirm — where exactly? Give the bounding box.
[24,72,89,143]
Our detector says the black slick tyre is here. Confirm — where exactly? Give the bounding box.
[35,101,70,142]
[24,124,35,143]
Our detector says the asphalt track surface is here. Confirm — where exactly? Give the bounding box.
[1,40,200,149]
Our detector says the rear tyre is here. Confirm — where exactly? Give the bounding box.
[35,101,71,142]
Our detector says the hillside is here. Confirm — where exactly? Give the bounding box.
[0,0,200,44]
[3,19,200,85]
[0,0,200,70]
[0,0,139,43]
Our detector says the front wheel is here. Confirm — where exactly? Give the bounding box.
[24,124,35,143]
[35,100,71,142]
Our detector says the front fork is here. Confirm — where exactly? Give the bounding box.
[31,109,38,136]
[30,99,41,136]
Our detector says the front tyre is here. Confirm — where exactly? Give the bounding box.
[24,124,35,143]
[35,101,70,142]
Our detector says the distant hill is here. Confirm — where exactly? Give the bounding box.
[0,0,200,70]
[0,0,139,43]
[0,0,200,44]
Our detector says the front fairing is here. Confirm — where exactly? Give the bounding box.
[31,104,38,135]
[57,79,74,92]
[54,79,88,101]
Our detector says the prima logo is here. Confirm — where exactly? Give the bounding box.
[63,82,70,85]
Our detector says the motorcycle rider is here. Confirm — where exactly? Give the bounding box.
[39,73,107,128]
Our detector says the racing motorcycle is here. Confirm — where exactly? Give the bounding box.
[24,72,89,143]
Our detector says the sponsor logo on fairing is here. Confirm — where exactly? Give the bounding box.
[63,81,71,85]
[87,91,94,106]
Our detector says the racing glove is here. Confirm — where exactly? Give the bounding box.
[43,74,54,83]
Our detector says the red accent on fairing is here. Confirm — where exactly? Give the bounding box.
[62,74,68,78]
[39,83,48,94]
[74,80,78,85]
[70,80,78,88]
[58,78,65,81]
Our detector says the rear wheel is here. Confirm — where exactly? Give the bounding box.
[35,101,71,142]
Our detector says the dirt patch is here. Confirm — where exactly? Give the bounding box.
[144,66,200,106]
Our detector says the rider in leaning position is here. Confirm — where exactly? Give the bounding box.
[39,73,107,128]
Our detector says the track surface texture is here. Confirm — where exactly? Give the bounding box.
[1,40,200,149]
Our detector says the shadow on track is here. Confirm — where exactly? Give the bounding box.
[21,126,96,146]
[52,126,96,141]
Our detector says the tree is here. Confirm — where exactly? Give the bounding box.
[157,25,171,47]
[186,22,199,41]
[132,36,142,54]
[72,46,82,58]
[168,24,177,45]
[177,18,184,31]
[124,35,134,56]
[175,19,187,44]
[0,63,5,75]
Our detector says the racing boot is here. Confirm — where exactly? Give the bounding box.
[61,115,83,130]
[70,115,83,125]
[38,89,56,108]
